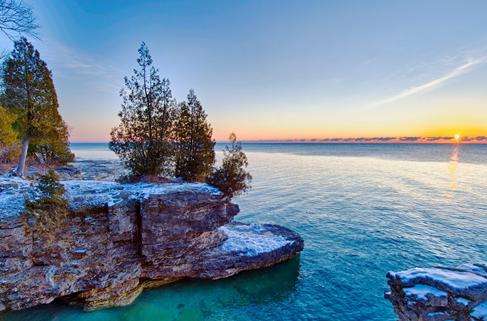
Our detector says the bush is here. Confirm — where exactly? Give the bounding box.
[0,142,20,164]
[30,141,75,165]
[25,169,68,234]
[207,133,251,198]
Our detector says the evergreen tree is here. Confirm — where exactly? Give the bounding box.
[2,37,72,176]
[174,89,215,181]
[207,133,251,198]
[110,42,175,178]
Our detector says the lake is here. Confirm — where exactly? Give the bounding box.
[5,143,487,321]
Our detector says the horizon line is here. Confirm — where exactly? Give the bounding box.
[71,135,487,144]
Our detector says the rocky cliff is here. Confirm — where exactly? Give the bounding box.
[0,177,303,312]
[386,263,487,321]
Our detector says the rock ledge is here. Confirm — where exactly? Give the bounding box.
[386,263,487,321]
[0,177,303,312]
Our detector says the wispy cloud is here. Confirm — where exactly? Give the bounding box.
[36,40,122,92]
[364,56,487,109]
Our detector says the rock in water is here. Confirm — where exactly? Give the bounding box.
[0,178,303,311]
[386,263,487,321]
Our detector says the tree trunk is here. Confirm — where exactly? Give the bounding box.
[15,137,29,177]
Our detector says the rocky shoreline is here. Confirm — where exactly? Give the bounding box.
[386,263,487,321]
[0,174,303,312]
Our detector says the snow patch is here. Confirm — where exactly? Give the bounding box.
[0,175,30,218]
[1,176,222,217]
[472,301,487,319]
[404,284,447,301]
[219,224,291,257]
[456,297,471,306]
[389,267,487,292]
[122,182,221,200]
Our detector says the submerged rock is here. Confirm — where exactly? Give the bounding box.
[0,177,303,312]
[386,263,487,321]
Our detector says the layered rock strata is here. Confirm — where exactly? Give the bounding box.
[386,263,487,321]
[0,177,303,312]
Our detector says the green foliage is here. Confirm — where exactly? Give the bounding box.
[1,37,73,170]
[25,169,68,233]
[207,133,251,198]
[29,114,74,164]
[0,106,16,146]
[174,90,215,182]
[2,38,55,138]
[110,42,176,177]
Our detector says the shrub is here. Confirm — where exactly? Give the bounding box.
[207,133,251,198]
[30,141,75,165]
[25,169,68,234]
[0,142,20,164]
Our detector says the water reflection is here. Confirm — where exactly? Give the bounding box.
[448,144,460,191]
[3,257,301,321]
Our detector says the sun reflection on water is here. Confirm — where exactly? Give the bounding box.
[448,144,460,192]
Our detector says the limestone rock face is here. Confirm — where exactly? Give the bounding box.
[0,178,303,312]
[386,263,487,321]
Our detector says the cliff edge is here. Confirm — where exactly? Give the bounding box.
[0,176,303,312]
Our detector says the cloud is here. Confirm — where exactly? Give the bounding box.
[36,40,122,92]
[364,56,487,109]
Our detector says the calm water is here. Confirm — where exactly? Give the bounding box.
[5,143,487,321]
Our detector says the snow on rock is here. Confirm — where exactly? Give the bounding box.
[1,176,222,216]
[404,285,447,302]
[62,180,222,210]
[0,174,30,219]
[219,223,292,256]
[198,222,304,280]
[456,297,471,306]
[388,267,487,296]
[386,262,487,321]
[472,301,487,320]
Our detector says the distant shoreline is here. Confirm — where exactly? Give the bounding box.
[70,140,487,145]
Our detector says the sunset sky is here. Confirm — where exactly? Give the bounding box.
[2,0,486,142]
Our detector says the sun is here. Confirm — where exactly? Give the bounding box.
[453,133,461,143]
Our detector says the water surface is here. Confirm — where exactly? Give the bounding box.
[5,143,487,321]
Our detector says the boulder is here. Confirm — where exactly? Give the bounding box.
[386,263,487,321]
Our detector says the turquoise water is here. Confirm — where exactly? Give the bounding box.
[4,143,487,321]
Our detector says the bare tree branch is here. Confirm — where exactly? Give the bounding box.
[0,0,38,41]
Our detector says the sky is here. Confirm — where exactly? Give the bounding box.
[2,0,487,142]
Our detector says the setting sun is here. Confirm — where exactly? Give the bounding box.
[454,133,461,143]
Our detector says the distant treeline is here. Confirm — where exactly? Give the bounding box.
[248,136,487,143]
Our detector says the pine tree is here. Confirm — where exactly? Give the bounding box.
[2,37,72,176]
[174,89,215,181]
[110,42,175,178]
